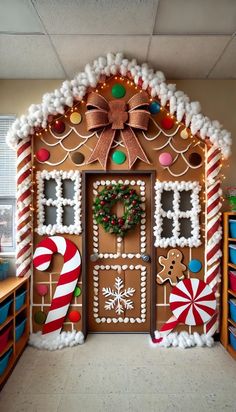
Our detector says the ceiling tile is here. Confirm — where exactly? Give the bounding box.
[0,0,44,34]
[51,35,150,78]
[32,0,158,35]
[209,37,236,78]
[155,0,236,35]
[0,35,65,78]
[148,35,230,79]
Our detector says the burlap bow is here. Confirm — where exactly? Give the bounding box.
[85,91,151,169]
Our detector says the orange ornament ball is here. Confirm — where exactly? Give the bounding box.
[68,310,81,323]
[161,116,174,130]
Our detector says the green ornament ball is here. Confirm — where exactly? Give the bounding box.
[112,150,126,165]
[111,83,126,98]
[74,286,81,297]
[34,310,47,325]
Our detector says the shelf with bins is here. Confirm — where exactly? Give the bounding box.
[0,276,30,388]
[220,212,236,360]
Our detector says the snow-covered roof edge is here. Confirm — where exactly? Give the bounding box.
[6,52,232,158]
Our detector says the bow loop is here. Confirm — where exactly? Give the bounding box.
[85,89,150,169]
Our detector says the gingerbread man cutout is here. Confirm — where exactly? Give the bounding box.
[157,248,186,286]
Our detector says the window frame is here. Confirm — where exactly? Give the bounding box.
[154,180,202,248]
[0,196,16,254]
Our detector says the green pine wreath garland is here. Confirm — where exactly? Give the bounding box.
[93,183,144,237]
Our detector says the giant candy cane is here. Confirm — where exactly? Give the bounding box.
[16,137,33,277]
[205,146,222,336]
[33,236,82,338]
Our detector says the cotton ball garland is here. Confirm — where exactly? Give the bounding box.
[29,331,84,350]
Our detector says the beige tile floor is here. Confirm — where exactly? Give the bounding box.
[0,334,236,412]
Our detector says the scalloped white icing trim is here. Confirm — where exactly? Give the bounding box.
[152,331,214,349]
[6,52,231,157]
[29,331,84,350]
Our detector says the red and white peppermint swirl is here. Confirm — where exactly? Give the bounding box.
[33,236,81,337]
[169,279,216,326]
[16,137,32,277]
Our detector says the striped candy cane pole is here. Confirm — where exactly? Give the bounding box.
[16,137,33,277]
[152,315,179,343]
[33,236,81,338]
[205,146,223,336]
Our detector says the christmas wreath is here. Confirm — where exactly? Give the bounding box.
[93,183,144,237]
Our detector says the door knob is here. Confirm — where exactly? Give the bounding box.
[90,253,99,262]
[141,254,151,262]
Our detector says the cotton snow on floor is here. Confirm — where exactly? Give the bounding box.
[0,334,235,412]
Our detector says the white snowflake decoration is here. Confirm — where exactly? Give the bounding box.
[102,277,135,315]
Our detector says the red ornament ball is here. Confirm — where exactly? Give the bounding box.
[68,310,81,323]
[36,148,50,162]
[103,216,109,222]
[118,218,125,226]
[111,219,116,225]
[100,200,106,206]
[161,116,174,130]
[52,120,66,134]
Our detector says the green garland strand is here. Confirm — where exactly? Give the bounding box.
[93,183,143,237]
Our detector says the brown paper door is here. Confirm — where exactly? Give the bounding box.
[83,171,155,333]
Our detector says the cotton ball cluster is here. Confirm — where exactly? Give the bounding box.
[153,331,214,349]
[29,331,84,351]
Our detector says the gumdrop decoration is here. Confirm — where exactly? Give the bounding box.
[68,310,81,323]
[36,284,48,296]
[188,259,202,273]
[161,116,174,130]
[149,101,161,114]
[112,150,126,164]
[74,286,81,297]
[180,128,189,139]
[34,310,47,325]
[70,112,82,124]
[189,152,202,167]
[36,148,50,162]
[71,151,85,165]
[51,120,66,134]
[111,83,126,98]
[159,152,173,166]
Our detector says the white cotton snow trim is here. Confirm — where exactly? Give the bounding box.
[29,331,84,350]
[6,52,231,157]
[153,331,214,349]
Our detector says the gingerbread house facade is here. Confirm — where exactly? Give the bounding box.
[7,53,231,348]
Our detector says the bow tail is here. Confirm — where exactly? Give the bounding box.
[121,127,150,169]
[87,128,116,170]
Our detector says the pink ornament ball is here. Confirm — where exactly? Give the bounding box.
[36,284,48,297]
[159,152,173,166]
[36,148,50,162]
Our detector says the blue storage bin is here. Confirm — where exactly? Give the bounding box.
[0,262,9,281]
[229,327,236,351]
[15,318,26,342]
[229,219,236,238]
[0,348,12,376]
[0,299,13,325]
[15,290,26,312]
[229,299,236,322]
[229,244,236,265]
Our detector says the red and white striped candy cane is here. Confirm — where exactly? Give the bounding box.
[205,146,223,336]
[33,236,82,338]
[152,315,179,343]
[16,137,33,277]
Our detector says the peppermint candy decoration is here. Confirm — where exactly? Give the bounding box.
[169,278,216,326]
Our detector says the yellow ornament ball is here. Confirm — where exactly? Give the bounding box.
[180,128,189,139]
[70,112,82,124]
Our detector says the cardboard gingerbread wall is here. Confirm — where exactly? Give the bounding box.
[7,54,231,348]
